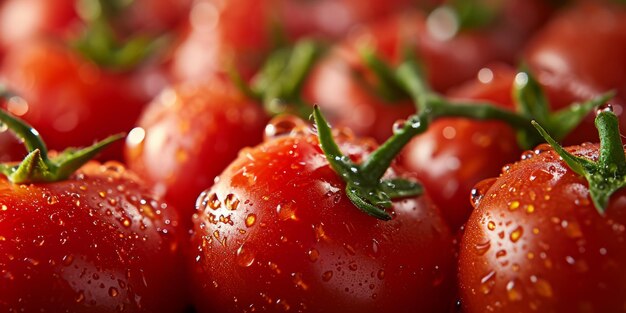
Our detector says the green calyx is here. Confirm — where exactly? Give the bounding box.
[313,106,426,220]
[231,40,324,119]
[73,0,164,71]
[361,49,612,150]
[533,106,626,215]
[0,107,123,184]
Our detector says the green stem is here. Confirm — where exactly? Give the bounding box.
[0,103,123,184]
[596,106,626,174]
[0,104,48,159]
[533,107,626,214]
[361,114,427,181]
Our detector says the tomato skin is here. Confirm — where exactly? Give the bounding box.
[0,39,156,160]
[0,161,186,312]
[303,51,416,143]
[189,122,455,312]
[0,0,78,49]
[125,79,268,227]
[171,0,436,83]
[459,143,626,312]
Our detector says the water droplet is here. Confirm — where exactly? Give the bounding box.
[377,269,385,280]
[530,276,553,298]
[564,221,583,238]
[109,287,119,297]
[207,193,221,210]
[487,221,496,231]
[308,249,319,262]
[322,271,333,282]
[236,243,256,267]
[291,272,309,290]
[474,240,491,255]
[1,205,6,211]
[526,204,535,214]
[508,201,520,211]
[510,226,524,243]
[496,250,507,258]
[277,203,297,221]
[225,194,240,210]
[264,115,307,140]
[75,291,85,303]
[121,217,131,228]
[392,119,407,134]
[597,103,613,115]
[471,178,497,208]
[245,214,257,227]
[506,279,523,301]
[480,270,496,295]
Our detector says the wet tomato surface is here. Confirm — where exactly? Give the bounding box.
[460,143,626,312]
[0,161,185,312]
[125,78,268,226]
[189,117,455,313]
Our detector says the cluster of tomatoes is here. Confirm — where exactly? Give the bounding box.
[1,0,626,312]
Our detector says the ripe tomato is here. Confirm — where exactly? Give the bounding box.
[398,62,604,231]
[0,0,78,51]
[459,140,626,312]
[525,1,626,145]
[301,3,548,143]
[0,160,186,312]
[0,39,157,160]
[171,0,435,83]
[189,117,456,312]
[125,78,268,227]
[398,65,520,230]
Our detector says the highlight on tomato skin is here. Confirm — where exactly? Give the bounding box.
[189,116,456,313]
[124,78,269,228]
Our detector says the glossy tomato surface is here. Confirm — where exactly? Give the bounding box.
[0,39,155,160]
[0,161,186,312]
[189,118,456,313]
[459,143,626,312]
[125,79,268,227]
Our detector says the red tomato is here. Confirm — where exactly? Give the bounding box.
[302,7,538,143]
[398,65,520,230]
[125,78,268,228]
[171,0,435,83]
[525,1,626,145]
[0,161,186,312]
[189,117,456,312]
[0,0,78,50]
[0,39,158,160]
[459,142,626,312]
[398,62,601,230]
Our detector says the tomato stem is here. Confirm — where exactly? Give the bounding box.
[533,106,626,214]
[313,106,423,220]
[0,99,123,184]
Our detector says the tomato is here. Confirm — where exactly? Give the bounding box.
[171,0,436,83]
[301,4,547,143]
[125,78,268,228]
[0,159,187,312]
[0,0,78,50]
[0,39,159,160]
[189,116,456,312]
[459,114,626,313]
[525,1,626,145]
